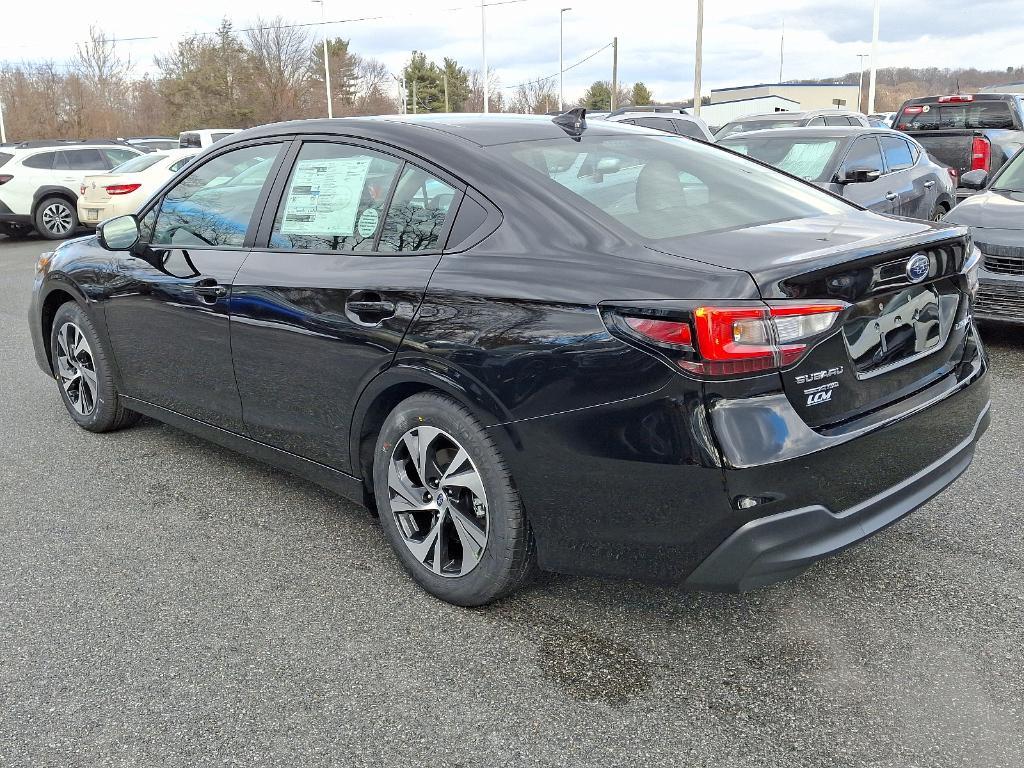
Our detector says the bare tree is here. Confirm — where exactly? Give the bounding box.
[244,17,315,121]
[508,77,557,114]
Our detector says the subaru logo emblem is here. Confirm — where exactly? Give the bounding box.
[906,252,930,283]
[435,491,446,507]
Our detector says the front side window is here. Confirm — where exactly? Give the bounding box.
[495,134,849,241]
[271,143,401,252]
[840,137,884,176]
[378,167,458,252]
[152,142,282,248]
[879,136,914,171]
[721,137,842,182]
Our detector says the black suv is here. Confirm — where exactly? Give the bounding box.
[28,114,990,605]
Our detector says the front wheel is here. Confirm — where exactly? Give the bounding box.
[34,197,78,240]
[373,392,535,606]
[49,301,139,432]
[931,203,949,222]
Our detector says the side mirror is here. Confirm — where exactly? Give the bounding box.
[839,167,882,184]
[97,214,140,251]
[960,169,988,190]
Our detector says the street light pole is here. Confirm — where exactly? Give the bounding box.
[693,0,704,117]
[868,0,880,114]
[312,0,333,118]
[481,0,489,113]
[857,53,869,112]
[559,7,571,111]
[0,100,6,144]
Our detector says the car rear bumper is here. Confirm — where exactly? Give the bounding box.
[685,399,990,591]
[0,199,31,226]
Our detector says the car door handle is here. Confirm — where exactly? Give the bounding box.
[193,278,228,302]
[923,181,935,188]
[885,192,898,201]
[345,293,396,325]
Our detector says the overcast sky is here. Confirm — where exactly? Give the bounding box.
[4,0,1023,102]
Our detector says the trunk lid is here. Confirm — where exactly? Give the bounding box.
[649,213,974,428]
[81,174,121,204]
[902,131,975,179]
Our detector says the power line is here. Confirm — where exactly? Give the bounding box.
[502,40,614,90]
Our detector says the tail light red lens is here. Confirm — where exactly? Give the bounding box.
[104,183,142,196]
[970,136,991,172]
[938,95,973,103]
[617,302,846,377]
[0,174,12,185]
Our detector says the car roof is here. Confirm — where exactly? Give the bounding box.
[235,113,650,148]
[719,126,914,141]
[608,112,697,121]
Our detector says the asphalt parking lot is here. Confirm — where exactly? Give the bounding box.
[1,234,1022,768]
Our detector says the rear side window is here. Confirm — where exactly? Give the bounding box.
[632,117,675,133]
[824,116,848,126]
[672,120,708,140]
[840,136,884,175]
[152,142,282,248]
[378,167,458,253]
[879,136,915,171]
[22,152,56,169]
[270,142,401,252]
[896,101,1015,130]
[0,152,12,168]
[59,149,107,171]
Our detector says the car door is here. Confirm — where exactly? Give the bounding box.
[836,135,896,214]
[101,139,288,432]
[57,148,111,191]
[879,134,929,218]
[229,137,462,472]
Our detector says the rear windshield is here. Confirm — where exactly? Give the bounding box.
[137,140,178,151]
[111,154,165,173]
[896,101,1016,130]
[716,117,803,138]
[719,137,842,182]
[0,152,11,168]
[493,135,849,241]
[179,132,201,148]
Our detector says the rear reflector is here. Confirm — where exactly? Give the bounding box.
[0,175,12,185]
[970,136,991,172]
[104,183,142,195]
[938,94,974,103]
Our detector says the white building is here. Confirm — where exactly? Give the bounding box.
[710,83,862,112]
[694,95,800,129]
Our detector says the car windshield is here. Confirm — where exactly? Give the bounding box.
[991,150,1024,192]
[493,134,850,241]
[111,154,166,173]
[719,137,842,182]
[896,101,1015,130]
[716,118,804,138]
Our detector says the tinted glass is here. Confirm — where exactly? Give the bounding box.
[168,156,195,172]
[212,132,235,143]
[271,143,401,252]
[840,136,884,175]
[22,152,56,169]
[721,137,842,182]
[61,149,108,170]
[103,148,139,168]
[824,115,848,126]
[896,101,1015,130]
[111,154,165,173]
[179,133,201,148]
[672,120,708,140]
[845,116,862,126]
[991,149,1024,192]
[378,167,458,252]
[496,135,849,241]
[0,152,12,168]
[806,117,826,126]
[633,117,676,133]
[136,140,178,151]
[879,136,914,171]
[716,117,804,138]
[152,142,282,248]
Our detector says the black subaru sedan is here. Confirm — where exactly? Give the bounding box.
[28,112,990,606]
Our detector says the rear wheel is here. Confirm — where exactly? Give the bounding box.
[373,392,535,606]
[931,203,949,222]
[50,302,139,432]
[34,197,78,240]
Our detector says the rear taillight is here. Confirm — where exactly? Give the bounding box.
[104,183,142,195]
[0,174,12,185]
[615,302,846,377]
[970,136,991,172]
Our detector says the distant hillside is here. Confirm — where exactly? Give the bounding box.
[797,66,1024,111]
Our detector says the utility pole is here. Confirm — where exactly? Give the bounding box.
[779,20,785,83]
[312,0,333,118]
[444,72,450,112]
[693,0,704,117]
[559,7,571,111]
[611,37,618,112]
[481,0,489,113]
[868,0,880,114]
[0,100,6,144]
[857,53,869,112]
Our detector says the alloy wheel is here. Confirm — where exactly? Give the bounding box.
[387,426,489,577]
[55,322,97,416]
[42,203,73,235]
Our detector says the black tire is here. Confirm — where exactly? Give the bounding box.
[931,203,949,222]
[34,196,78,240]
[0,222,31,239]
[49,301,140,433]
[373,392,536,606]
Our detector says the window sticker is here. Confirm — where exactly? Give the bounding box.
[279,156,372,236]
[356,207,380,238]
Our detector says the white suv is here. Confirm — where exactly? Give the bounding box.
[0,142,142,239]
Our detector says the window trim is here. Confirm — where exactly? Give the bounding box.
[251,135,465,257]
[140,137,294,252]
